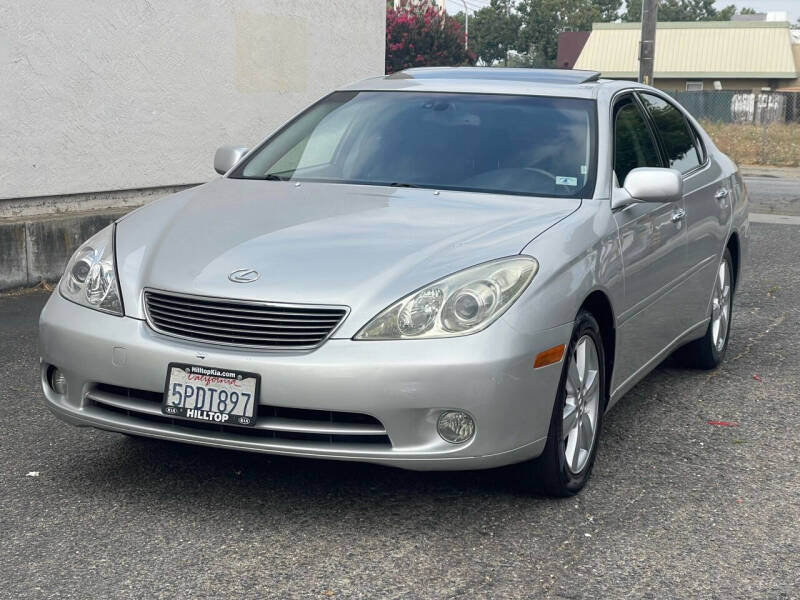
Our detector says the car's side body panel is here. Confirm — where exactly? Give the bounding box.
[514,201,623,338]
[611,199,689,391]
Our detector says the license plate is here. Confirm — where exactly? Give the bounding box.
[162,363,259,427]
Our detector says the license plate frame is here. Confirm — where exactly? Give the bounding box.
[161,363,260,427]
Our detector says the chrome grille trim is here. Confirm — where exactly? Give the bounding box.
[85,384,392,448]
[143,289,349,350]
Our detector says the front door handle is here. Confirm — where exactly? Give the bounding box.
[671,208,686,223]
[715,188,729,200]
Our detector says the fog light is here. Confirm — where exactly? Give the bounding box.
[437,411,475,444]
[50,368,67,395]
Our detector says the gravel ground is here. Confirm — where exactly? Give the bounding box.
[1,221,799,599]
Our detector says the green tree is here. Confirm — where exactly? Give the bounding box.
[622,0,736,22]
[516,0,621,66]
[468,0,522,65]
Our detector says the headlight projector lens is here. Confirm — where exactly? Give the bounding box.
[355,257,538,340]
[59,224,123,316]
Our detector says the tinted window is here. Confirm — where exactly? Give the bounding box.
[639,93,701,173]
[234,92,597,199]
[613,97,662,184]
[689,120,706,163]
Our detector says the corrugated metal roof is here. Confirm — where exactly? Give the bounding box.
[574,21,798,79]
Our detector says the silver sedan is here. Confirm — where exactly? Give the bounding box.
[39,68,748,496]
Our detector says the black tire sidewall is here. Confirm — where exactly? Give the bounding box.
[546,310,606,495]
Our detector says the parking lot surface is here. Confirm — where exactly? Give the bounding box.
[2,214,799,599]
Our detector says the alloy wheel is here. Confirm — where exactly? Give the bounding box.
[711,259,732,352]
[562,335,601,474]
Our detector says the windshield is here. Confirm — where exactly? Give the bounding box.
[232,91,597,199]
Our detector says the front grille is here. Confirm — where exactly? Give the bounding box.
[86,383,392,448]
[143,289,348,349]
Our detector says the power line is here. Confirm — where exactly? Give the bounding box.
[444,0,489,13]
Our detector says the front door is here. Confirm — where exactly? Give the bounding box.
[611,94,689,395]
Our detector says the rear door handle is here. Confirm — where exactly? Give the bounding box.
[671,208,686,223]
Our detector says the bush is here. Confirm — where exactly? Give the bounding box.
[386,0,476,74]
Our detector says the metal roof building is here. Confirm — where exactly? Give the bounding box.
[573,21,800,92]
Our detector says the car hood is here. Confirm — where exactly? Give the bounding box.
[116,178,579,337]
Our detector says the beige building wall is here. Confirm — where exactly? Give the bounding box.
[0,0,385,201]
[653,79,775,93]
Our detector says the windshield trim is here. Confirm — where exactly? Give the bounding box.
[229,91,599,200]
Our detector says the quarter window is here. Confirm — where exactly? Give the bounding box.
[613,97,662,185]
[639,93,702,173]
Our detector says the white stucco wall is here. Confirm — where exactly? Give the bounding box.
[0,0,384,200]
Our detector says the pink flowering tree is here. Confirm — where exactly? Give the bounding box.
[386,0,476,74]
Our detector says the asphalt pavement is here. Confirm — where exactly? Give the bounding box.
[744,175,800,216]
[2,182,800,599]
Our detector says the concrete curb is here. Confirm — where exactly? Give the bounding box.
[740,165,800,180]
[0,184,199,220]
[0,208,131,290]
[0,183,201,292]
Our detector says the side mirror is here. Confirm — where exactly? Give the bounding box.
[214,146,249,175]
[611,167,683,210]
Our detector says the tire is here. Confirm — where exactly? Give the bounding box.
[519,310,606,497]
[674,249,734,370]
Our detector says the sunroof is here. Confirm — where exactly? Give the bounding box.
[393,67,601,84]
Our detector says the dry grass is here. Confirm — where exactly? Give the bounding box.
[700,121,800,167]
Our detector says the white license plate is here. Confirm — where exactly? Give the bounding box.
[162,363,259,427]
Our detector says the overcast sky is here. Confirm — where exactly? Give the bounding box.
[731,1,798,22]
[446,0,799,22]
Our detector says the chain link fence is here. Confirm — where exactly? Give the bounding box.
[666,90,800,167]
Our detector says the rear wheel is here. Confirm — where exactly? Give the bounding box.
[675,249,734,370]
[520,310,606,497]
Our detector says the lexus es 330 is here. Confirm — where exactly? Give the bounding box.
[39,68,748,496]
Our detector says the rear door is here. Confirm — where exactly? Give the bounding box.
[611,93,689,393]
[637,92,729,330]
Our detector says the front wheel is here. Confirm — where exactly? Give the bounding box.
[519,310,606,497]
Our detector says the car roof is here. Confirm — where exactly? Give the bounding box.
[341,67,639,99]
[395,67,602,84]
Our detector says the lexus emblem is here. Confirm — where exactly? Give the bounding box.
[228,268,260,283]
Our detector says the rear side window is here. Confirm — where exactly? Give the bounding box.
[638,93,702,173]
[613,97,662,184]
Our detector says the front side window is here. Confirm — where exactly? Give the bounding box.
[613,96,662,185]
[232,91,597,199]
[638,93,702,173]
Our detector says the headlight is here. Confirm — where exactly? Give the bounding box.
[355,256,538,340]
[59,224,123,316]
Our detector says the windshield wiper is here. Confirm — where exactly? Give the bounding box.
[389,182,422,188]
[261,173,288,181]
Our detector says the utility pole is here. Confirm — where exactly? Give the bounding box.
[461,0,468,50]
[505,0,511,66]
[638,0,658,85]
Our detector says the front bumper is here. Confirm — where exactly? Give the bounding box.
[39,292,572,470]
